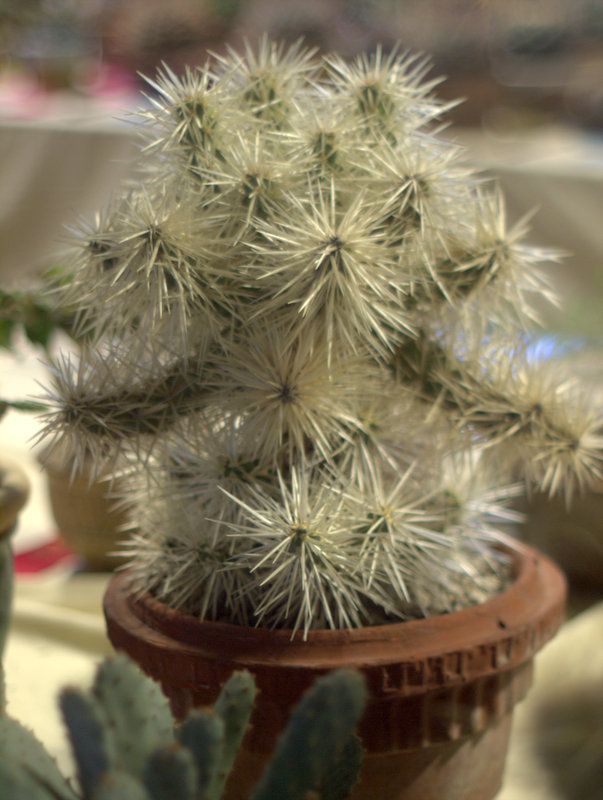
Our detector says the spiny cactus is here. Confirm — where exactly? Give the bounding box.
[40,39,603,636]
[0,654,366,800]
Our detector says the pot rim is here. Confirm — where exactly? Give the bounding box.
[105,538,566,676]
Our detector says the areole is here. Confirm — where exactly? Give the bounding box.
[104,541,566,800]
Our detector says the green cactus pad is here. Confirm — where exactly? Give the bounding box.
[143,744,197,800]
[0,760,56,800]
[177,709,224,799]
[0,539,14,712]
[319,734,364,800]
[90,771,149,800]
[209,671,257,799]
[250,669,367,800]
[92,655,174,779]
[0,716,78,800]
[60,687,114,798]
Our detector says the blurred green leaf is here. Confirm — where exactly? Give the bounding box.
[5,400,48,413]
[0,278,78,351]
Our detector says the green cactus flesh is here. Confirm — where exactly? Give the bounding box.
[0,655,367,800]
[0,716,78,800]
[91,656,174,779]
[319,734,364,800]
[0,539,13,713]
[89,771,149,800]
[250,669,367,800]
[209,671,257,799]
[60,688,114,799]
[143,744,197,800]
[176,709,224,799]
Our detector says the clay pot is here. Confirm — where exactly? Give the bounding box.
[518,481,603,590]
[40,447,129,571]
[103,541,566,800]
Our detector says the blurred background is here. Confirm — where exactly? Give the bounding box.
[1,0,602,333]
[2,0,603,128]
[2,0,602,127]
[0,5,602,799]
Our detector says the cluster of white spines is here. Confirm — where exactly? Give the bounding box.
[43,39,602,636]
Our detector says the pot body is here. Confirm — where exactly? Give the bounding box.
[103,542,566,800]
[41,449,128,570]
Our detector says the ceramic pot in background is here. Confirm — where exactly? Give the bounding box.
[518,482,603,596]
[103,541,566,800]
[40,447,129,571]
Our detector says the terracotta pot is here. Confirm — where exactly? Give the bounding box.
[103,541,566,800]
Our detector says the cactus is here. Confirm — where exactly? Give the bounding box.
[39,39,603,638]
[0,539,12,713]
[177,711,225,798]
[0,454,30,712]
[250,667,365,800]
[89,657,175,779]
[60,689,114,797]
[207,671,257,799]
[142,746,198,800]
[0,715,78,799]
[0,654,366,800]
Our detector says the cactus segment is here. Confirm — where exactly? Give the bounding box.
[250,669,367,800]
[0,539,13,712]
[319,734,364,800]
[0,716,79,799]
[176,709,224,799]
[91,655,174,779]
[209,671,257,799]
[59,688,113,799]
[0,760,55,800]
[90,771,149,800]
[143,744,197,800]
